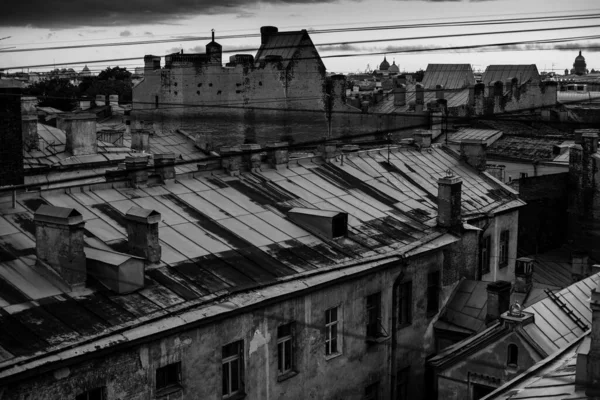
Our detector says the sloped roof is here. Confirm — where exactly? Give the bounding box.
[421,64,475,89]
[446,128,503,146]
[482,65,540,86]
[0,144,522,378]
[254,30,319,70]
[371,85,471,114]
[487,136,567,162]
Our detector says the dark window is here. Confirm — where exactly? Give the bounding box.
[76,387,105,400]
[499,230,510,268]
[277,323,294,376]
[198,83,202,87]
[396,367,410,400]
[365,381,380,400]
[217,90,222,95]
[155,95,159,109]
[222,341,243,398]
[259,81,263,86]
[209,83,213,87]
[507,344,518,367]
[156,362,181,392]
[480,236,491,275]
[520,172,528,179]
[473,383,496,400]
[174,91,177,96]
[366,292,382,338]
[197,91,200,95]
[427,271,440,317]
[398,281,412,327]
[325,306,340,356]
[174,82,177,86]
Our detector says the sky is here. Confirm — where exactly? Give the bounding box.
[0,0,598,75]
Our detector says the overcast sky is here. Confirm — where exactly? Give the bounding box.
[0,0,597,74]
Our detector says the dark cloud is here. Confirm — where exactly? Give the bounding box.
[144,31,153,36]
[119,30,132,37]
[0,0,339,28]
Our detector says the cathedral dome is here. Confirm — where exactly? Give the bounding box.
[388,60,399,73]
[573,50,587,75]
[379,57,390,71]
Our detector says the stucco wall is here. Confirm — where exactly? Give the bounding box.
[2,250,453,400]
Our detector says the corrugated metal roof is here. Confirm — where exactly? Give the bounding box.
[0,145,521,372]
[421,64,475,89]
[447,128,503,146]
[371,85,471,114]
[482,65,540,86]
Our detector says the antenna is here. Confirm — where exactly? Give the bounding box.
[211,29,215,42]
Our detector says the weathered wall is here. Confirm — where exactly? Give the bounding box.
[436,329,544,400]
[0,88,24,187]
[2,250,453,400]
[510,173,569,254]
[486,159,569,184]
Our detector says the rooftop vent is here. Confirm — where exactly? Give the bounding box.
[34,205,86,290]
[85,247,145,294]
[287,208,348,240]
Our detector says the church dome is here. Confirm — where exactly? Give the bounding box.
[379,56,390,71]
[388,60,399,73]
[573,50,587,75]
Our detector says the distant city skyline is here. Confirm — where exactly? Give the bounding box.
[0,0,598,74]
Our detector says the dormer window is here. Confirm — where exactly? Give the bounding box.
[507,344,518,368]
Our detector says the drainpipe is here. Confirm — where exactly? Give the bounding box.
[478,215,494,280]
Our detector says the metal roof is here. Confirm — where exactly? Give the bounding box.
[371,85,471,114]
[482,65,540,86]
[0,145,522,376]
[254,30,320,70]
[421,64,476,90]
[447,128,503,146]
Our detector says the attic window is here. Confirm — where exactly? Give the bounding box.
[332,214,346,238]
[197,83,202,87]
[507,344,518,368]
[287,208,348,240]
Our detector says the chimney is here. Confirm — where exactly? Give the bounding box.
[124,109,131,135]
[131,129,150,152]
[393,80,406,106]
[109,95,119,108]
[34,205,86,289]
[260,26,278,45]
[460,139,487,171]
[60,113,97,156]
[486,281,512,324]
[220,146,242,176]
[435,84,444,100]
[583,265,600,396]
[266,142,289,170]
[431,110,443,138]
[125,207,161,263]
[398,74,407,85]
[413,131,432,148]
[125,155,149,188]
[415,84,424,112]
[437,172,462,229]
[240,144,262,170]
[154,153,176,182]
[317,142,339,162]
[78,97,91,110]
[514,257,534,294]
[493,81,504,112]
[95,94,106,107]
[541,109,551,121]
[21,96,39,151]
[143,55,161,71]
[581,130,599,190]
[572,251,590,281]
[474,83,486,115]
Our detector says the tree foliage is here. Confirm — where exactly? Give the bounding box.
[97,66,132,81]
[23,78,78,111]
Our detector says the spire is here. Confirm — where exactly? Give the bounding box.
[212,29,215,42]
[580,50,582,56]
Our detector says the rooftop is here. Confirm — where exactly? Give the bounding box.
[482,65,540,86]
[0,144,522,379]
[421,64,476,89]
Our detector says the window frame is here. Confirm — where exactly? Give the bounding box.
[222,340,244,398]
[277,322,296,379]
[75,387,106,400]
[325,306,341,357]
[480,236,491,275]
[507,343,519,368]
[155,362,182,396]
[366,292,383,338]
[499,230,510,268]
[398,281,412,328]
[427,271,441,317]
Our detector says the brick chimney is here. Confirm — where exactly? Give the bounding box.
[95,94,107,107]
[514,257,534,294]
[415,84,425,112]
[240,144,262,170]
[125,207,161,263]
[34,205,86,289]
[220,146,243,176]
[124,109,131,135]
[144,55,161,72]
[486,281,512,323]
[131,129,150,152]
[435,84,444,100]
[437,172,462,229]
[413,131,432,148]
[473,83,486,115]
[581,130,598,190]
[460,139,487,171]
[318,142,339,162]
[393,79,406,106]
[78,97,91,110]
[154,153,176,183]
[59,113,98,156]
[266,142,289,170]
[125,155,149,188]
[260,26,278,45]
[572,251,590,281]
[109,95,119,108]
[21,96,39,151]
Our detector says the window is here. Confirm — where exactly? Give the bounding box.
[76,387,106,400]
[325,307,340,356]
[520,172,528,179]
[480,236,491,275]
[222,341,244,398]
[427,271,440,317]
[277,323,294,376]
[156,362,181,393]
[366,292,382,338]
[499,230,510,268]
[155,95,159,109]
[507,344,518,368]
[398,281,412,327]
[396,367,410,400]
[365,381,380,400]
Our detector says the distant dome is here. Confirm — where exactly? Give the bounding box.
[379,56,390,71]
[388,60,399,73]
[573,50,587,75]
